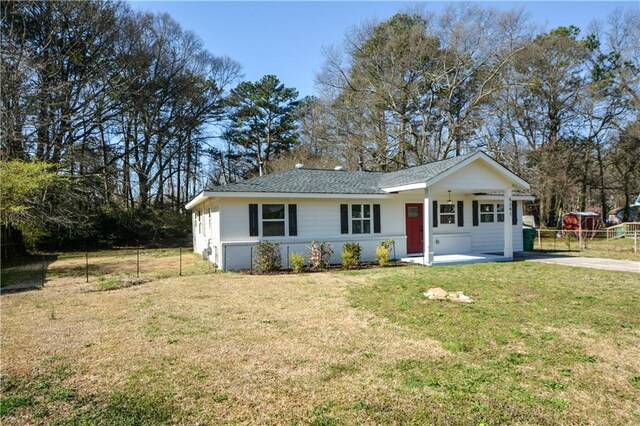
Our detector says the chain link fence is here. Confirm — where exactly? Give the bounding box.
[1,247,214,293]
[530,228,639,258]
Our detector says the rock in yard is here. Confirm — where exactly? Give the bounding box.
[424,287,448,300]
[424,288,474,303]
[447,291,474,303]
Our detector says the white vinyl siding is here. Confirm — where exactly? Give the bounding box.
[192,194,523,270]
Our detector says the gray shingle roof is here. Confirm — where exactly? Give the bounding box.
[206,153,476,194]
[209,169,386,194]
[378,153,474,188]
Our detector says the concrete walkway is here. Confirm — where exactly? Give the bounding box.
[517,252,640,273]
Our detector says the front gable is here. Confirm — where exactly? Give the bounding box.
[430,159,515,191]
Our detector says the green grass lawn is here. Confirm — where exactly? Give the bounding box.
[348,263,640,424]
[1,259,638,425]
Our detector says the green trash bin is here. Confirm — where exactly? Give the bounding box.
[523,227,536,251]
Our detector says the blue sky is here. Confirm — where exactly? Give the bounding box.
[130,1,638,97]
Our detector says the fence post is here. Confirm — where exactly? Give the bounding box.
[42,254,45,287]
[179,246,183,276]
[85,251,89,283]
[137,248,140,278]
[635,230,638,254]
[250,246,253,274]
[578,230,582,251]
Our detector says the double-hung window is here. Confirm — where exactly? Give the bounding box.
[480,203,504,223]
[351,204,371,234]
[262,204,286,236]
[439,203,456,224]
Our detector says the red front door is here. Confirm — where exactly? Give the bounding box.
[405,203,423,254]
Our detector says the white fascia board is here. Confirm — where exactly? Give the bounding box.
[190,191,391,201]
[185,192,208,210]
[474,194,536,201]
[380,182,427,193]
[425,152,531,191]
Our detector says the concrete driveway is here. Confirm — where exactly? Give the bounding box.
[516,252,640,273]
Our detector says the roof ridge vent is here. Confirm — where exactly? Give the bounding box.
[334,166,344,171]
[294,163,304,169]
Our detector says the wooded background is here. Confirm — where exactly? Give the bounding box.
[1,1,638,252]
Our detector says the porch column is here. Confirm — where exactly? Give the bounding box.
[424,188,434,266]
[504,188,513,259]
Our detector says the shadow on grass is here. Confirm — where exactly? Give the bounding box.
[1,255,58,295]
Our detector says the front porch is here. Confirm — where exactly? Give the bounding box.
[400,253,511,266]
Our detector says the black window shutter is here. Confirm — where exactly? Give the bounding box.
[340,204,349,234]
[457,201,464,227]
[432,200,438,227]
[288,204,297,236]
[472,201,479,226]
[249,204,258,236]
[512,200,518,225]
[373,204,381,233]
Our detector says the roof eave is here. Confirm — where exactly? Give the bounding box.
[380,182,427,193]
[187,191,391,201]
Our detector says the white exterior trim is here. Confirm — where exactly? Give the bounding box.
[187,192,389,208]
[382,182,427,193]
[475,194,535,201]
[380,152,530,193]
[424,152,530,190]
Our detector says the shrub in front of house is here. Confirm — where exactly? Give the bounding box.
[253,241,281,273]
[341,242,362,269]
[309,241,333,270]
[376,240,394,267]
[290,252,305,273]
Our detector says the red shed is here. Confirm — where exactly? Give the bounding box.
[562,212,600,232]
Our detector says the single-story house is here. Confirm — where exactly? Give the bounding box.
[186,151,533,270]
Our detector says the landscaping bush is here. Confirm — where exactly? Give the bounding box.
[309,241,333,270]
[289,252,305,273]
[376,239,395,267]
[341,242,362,269]
[253,241,281,273]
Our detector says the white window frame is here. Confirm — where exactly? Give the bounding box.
[480,203,505,224]
[351,204,372,234]
[439,203,456,225]
[261,204,287,237]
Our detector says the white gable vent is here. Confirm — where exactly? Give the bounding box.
[294,163,304,169]
[334,166,344,171]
